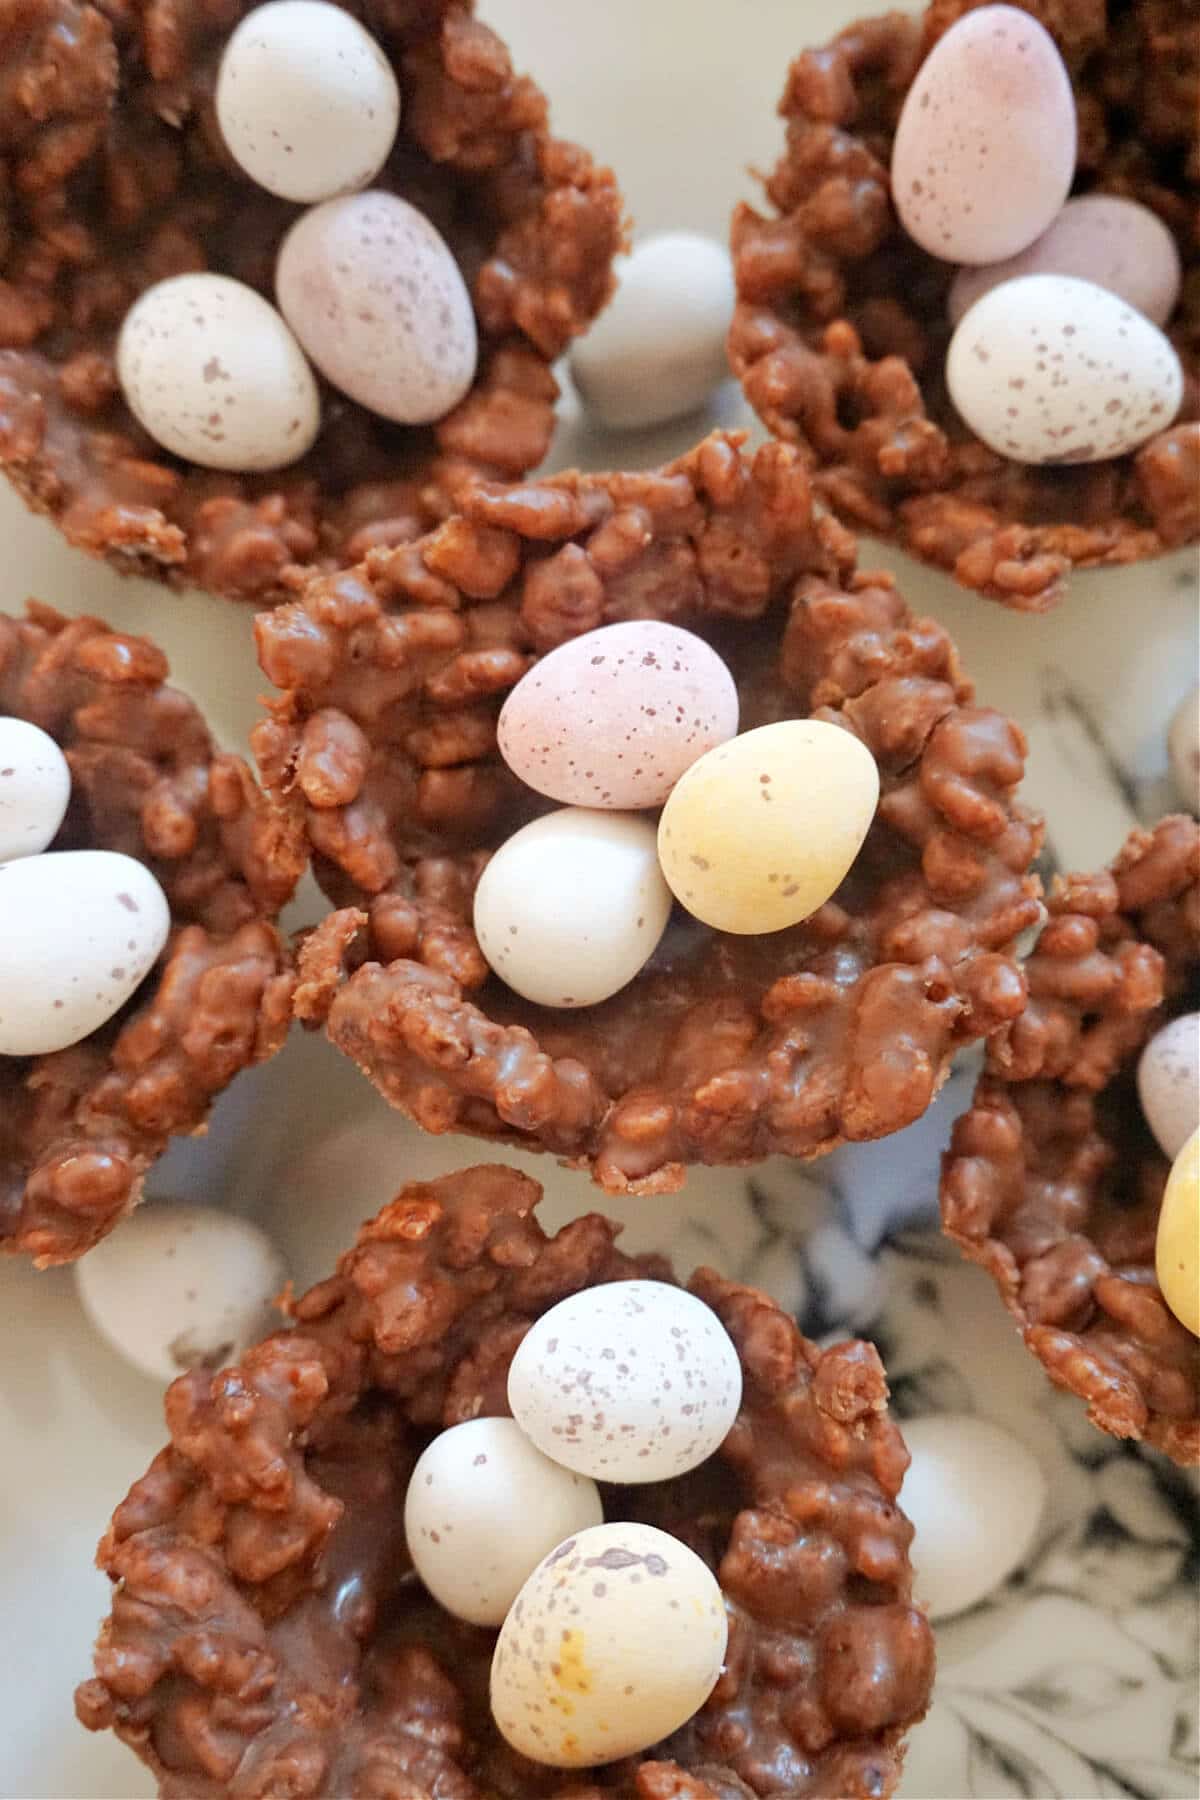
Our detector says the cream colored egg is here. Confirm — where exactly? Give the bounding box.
[405,1418,603,1626]
[0,850,169,1056]
[657,719,879,935]
[275,191,477,424]
[216,0,400,204]
[1157,1129,1199,1338]
[1168,684,1199,814]
[75,1203,288,1383]
[947,274,1184,464]
[948,195,1183,327]
[117,273,320,471]
[1137,1012,1199,1162]
[892,4,1075,264]
[490,1521,728,1767]
[0,717,70,863]
[473,809,672,1008]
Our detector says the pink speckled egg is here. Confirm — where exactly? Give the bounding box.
[892,4,1076,265]
[948,195,1183,327]
[497,621,738,810]
[275,190,477,424]
[946,273,1183,464]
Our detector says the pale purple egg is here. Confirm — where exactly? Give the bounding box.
[275,190,477,425]
[497,620,738,810]
[892,4,1076,265]
[949,195,1183,326]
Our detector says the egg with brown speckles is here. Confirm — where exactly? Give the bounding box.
[275,190,477,424]
[405,1418,602,1626]
[1138,1012,1199,1162]
[0,849,169,1055]
[0,717,70,863]
[946,273,1184,465]
[507,1279,742,1483]
[490,1520,728,1767]
[892,4,1075,265]
[497,621,738,810]
[117,273,321,471]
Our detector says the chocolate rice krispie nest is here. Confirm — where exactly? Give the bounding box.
[76,1162,936,1799]
[942,814,1200,1464]
[729,0,1200,612]
[0,0,621,603]
[1,602,304,1264]
[254,431,1044,1194]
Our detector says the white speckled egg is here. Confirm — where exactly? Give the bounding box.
[75,1203,288,1384]
[569,232,736,430]
[892,5,1075,265]
[497,622,738,810]
[946,274,1183,464]
[948,195,1183,327]
[490,1520,728,1767]
[0,718,70,863]
[405,1418,603,1626]
[657,719,879,935]
[1137,1013,1199,1162]
[507,1280,742,1483]
[1169,684,1199,814]
[275,191,477,424]
[117,274,320,471]
[474,809,672,1009]
[901,1415,1046,1620]
[0,849,169,1056]
[216,1,400,204]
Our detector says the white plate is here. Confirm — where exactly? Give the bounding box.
[0,2,1196,1794]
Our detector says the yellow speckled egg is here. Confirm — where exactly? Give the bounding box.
[1157,1128,1198,1338]
[657,719,879,934]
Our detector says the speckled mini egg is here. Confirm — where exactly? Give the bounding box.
[405,1418,603,1626]
[490,1520,728,1767]
[900,1415,1047,1620]
[275,191,477,424]
[1157,1129,1198,1338]
[507,1280,742,1483]
[116,273,321,471]
[497,621,738,810]
[657,718,879,935]
[473,809,672,1009]
[1169,684,1199,814]
[892,4,1075,265]
[946,274,1184,464]
[1138,1013,1200,1162]
[0,849,169,1056]
[216,0,400,204]
[75,1203,288,1384]
[0,717,69,863]
[948,195,1184,327]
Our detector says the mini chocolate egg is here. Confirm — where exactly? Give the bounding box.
[473,809,672,1009]
[497,621,738,810]
[948,195,1184,327]
[657,719,879,935]
[117,273,321,471]
[405,1418,603,1626]
[946,274,1184,464]
[892,4,1075,264]
[1138,1013,1200,1161]
[0,849,169,1056]
[569,232,736,430]
[900,1415,1047,1620]
[216,0,400,204]
[275,191,477,425]
[0,717,70,863]
[1157,1129,1199,1338]
[75,1203,288,1383]
[507,1280,742,1483]
[1169,684,1199,814]
[490,1520,728,1767]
